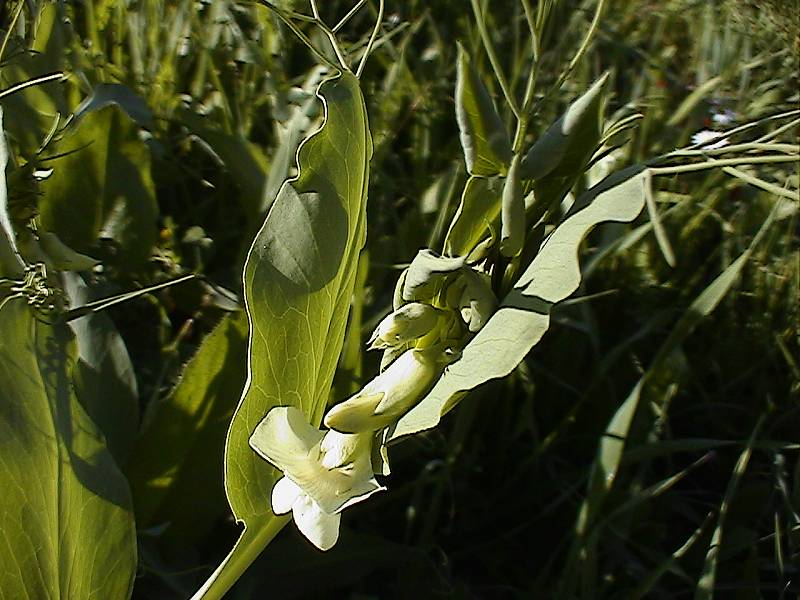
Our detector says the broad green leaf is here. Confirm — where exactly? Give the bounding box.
[62,272,139,464]
[455,45,511,176]
[126,312,248,544]
[0,299,136,599]
[443,175,504,257]
[39,105,158,268]
[193,70,372,599]
[333,252,370,397]
[519,73,609,181]
[388,167,648,441]
[37,232,99,271]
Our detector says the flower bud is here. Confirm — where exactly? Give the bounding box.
[367,302,442,350]
[324,345,452,434]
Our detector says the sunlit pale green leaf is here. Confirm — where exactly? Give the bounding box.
[262,66,328,217]
[402,249,466,302]
[193,70,372,599]
[519,74,609,181]
[388,168,648,441]
[38,105,158,268]
[0,299,136,599]
[455,45,512,176]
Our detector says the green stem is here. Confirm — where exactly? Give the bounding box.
[256,0,341,71]
[333,0,367,33]
[356,0,384,78]
[63,274,197,322]
[530,0,607,118]
[0,73,64,100]
[310,0,350,71]
[682,110,798,151]
[520,0,539,63]
[470,0,520,117]
[720,166,799,201]
[649,155,799,175]
[190,518,288,600]
[668,142,799,157]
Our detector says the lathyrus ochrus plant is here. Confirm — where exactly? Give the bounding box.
[210,0,798,586]
[3,2,796,599]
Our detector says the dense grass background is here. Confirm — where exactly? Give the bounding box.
[1,0,797,598]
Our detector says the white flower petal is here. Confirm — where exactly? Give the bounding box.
[292,495,341,551]
[249,406,324,471]
[252,408,384,515]
[271,476,302,515]
[337,478,385,512]
[289,461,383,515]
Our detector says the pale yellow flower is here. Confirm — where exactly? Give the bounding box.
[250,407,383,550]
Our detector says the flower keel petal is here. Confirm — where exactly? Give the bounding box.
[292,495,341,551]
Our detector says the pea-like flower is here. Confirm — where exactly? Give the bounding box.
[456,269,497,333]
[368,302,443,350]
[250,407,383,550]
[323,345,453,434]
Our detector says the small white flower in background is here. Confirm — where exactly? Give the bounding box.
[250,407,383,551]
[324,344,455,434]
[691,129,729,149]
[368,302,443,350]
[711,109,736,126]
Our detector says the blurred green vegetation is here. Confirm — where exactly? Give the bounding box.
[1,0,797,598]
